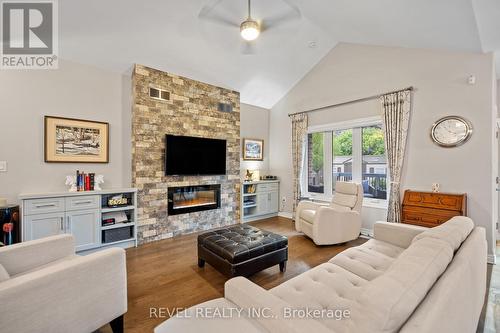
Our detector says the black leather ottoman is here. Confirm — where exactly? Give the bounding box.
[197,225,288,277]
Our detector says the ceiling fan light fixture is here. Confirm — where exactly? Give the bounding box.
[240,19,260,41]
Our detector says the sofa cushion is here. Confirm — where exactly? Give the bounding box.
[328,246,396,281]
[335,182,359,195]
[400,227,487,333]
[412,216,474,251]
[357,238,404,259]
[300,209,316,223]
[0,263,9,282]
[270,263,366,332]
[351,237,453,333]
[331,182,359,209]
[331,193,357,209]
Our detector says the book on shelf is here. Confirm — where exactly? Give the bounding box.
[75,171,96,192]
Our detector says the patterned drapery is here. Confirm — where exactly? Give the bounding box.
[291,113,308,215]
[381,90,412,222]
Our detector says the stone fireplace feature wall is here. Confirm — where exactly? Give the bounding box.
[132,64,240,244]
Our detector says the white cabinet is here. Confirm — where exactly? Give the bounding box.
[24,212,65,240]
[20,188,137,253]
[242,181,280,222]
[256,193,269,215]
[66,209,100,251]
[256,192,279,215]
[269,191,279,214]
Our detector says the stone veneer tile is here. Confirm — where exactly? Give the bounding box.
[132,64,241,244]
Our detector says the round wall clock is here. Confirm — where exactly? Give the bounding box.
[430,116,473,147]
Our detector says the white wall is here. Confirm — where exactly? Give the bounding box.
[240,103,270,177]
[269,43,496,255]
[0,60,130,204]
[497,79,500,112]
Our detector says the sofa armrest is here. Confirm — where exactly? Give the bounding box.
[373,221,428,248]
[312,207,361,245]
[0,234,75,276]
[225,277,332,333]
[295,200,329,231]
[0,247,127,333]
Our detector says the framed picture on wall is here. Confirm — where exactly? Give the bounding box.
[44,116,109,163]
[242,138,264,161]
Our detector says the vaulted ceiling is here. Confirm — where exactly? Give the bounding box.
[60,0,500,109]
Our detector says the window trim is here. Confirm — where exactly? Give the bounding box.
[304,116,389,209]
[308,116,382,133]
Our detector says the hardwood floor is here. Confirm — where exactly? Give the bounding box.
[100,216,365,333]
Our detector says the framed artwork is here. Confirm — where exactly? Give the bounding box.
[44,116,109,163]
[242,138,264,161]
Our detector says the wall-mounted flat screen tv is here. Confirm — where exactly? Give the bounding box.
[165,135,226,176]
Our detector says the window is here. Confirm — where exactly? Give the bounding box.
[304,118,388,206]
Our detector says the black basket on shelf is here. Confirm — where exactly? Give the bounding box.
[102,226,133,243]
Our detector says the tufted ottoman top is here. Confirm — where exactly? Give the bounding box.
[198,225,288,264]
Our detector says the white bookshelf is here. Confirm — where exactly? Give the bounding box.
[241,180,280,223]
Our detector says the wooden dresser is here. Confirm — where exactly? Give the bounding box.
[401,190,467,228]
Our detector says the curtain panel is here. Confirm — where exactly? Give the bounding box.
[291,113,308,215]
[381,90,412,222]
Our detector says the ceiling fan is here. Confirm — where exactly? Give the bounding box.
[199,0,301,53]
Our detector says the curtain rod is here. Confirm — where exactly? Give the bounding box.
[288,86,414,117]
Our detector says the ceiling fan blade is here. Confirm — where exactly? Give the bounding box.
[241,41,256,55]
[199,0,240,28]
[281,0,301,16]
[262,0,301,31]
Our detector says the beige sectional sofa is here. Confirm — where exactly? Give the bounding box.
[156,216,487,333]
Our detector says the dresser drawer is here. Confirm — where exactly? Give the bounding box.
[257,183,279,192]
[65,195,100,211]
[24,197,65,215]
[402,207,460,228]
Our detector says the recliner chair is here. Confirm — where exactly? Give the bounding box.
[295,182,363,245]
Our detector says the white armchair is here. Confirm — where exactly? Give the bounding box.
[295,182,363,245]
[0,234,127,333]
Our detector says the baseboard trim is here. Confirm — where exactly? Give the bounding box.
[242,213,278,223]
[278,212,293,219]
[360,228,373,239]
[487,254,496,265]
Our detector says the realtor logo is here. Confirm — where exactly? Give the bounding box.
[1,0,58,69]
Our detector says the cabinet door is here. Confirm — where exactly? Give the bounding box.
[268,191,279,214]
[256,193,269,215]
[66,209,100,252]
[24,212,65,241]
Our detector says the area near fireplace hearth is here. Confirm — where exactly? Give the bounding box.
[132,65,240,244]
